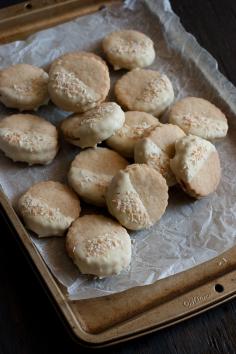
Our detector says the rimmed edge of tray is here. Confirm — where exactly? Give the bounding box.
[2,185,236,347]
[0,0,122,43]
[1,0,236,347]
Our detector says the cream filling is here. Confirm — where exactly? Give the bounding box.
[171,135,216,182]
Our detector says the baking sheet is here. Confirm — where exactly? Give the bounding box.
[0,0,236,300]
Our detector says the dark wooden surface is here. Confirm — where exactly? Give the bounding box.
[0,0,236,353]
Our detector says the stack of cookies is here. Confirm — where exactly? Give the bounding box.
[0,29,228,278]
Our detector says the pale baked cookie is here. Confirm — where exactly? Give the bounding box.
[102,30,155,70]
[106,111,159,158]
[48,51,110,112]
[18,181,81,237]
[0,114,58,165]
[61,102,125,148]
[170,135,221,198]
[168,97,228,140]
[106,164,168,230]
[134,124,185,186]
[115,69,174,117]
[68,147,128,206]
[0,64,49,111]
[66,214,131,278]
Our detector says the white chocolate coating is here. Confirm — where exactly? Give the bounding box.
[169,97,228,140]
[66,215,131,278]
[106,164,168,230]
[115,69,174,117]
[102,30,155,70]
[61,102,125,148]
[18,195,74,237]
[18,181,81,237]
[170,135,216,182]
[107,170,152,230]
[134,137,176,186]
[134,124,185,186]
[48,52,110,112]
[49,69,99,107]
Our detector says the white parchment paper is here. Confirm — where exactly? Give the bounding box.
[0,0,236,300]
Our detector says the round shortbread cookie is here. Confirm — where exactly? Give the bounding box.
[102,30,155,70]
[68,147,128,206]
[66,214,131,278]
[168,97,228,140]
[48,51,110,112]
[170,135,221,198]
[115,69,174,117]
[0,64,49,111]
[106,164,168,230]
[0,114,58,165]
[134,124,185,186]
[18,181,81,237]
[61,102,125,148]
[106,111,159,158]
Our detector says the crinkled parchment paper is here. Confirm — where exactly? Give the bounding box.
[0,0,236,300]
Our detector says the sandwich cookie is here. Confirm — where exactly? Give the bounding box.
[168,97,228,140]
[134,124,185,186]
[0,63,49,111]
[106,111,159,158]
[0,114,58,165]
[68,147,128,206]
[48,51,110,112]
[66,214,131,278]
[102,29,155,70]
[18,181,81,237]
[106,164,168,230]
[115,68,174,117]
[170,135,221,198]
[61,102,125,148]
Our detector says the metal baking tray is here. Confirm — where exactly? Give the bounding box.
[1,0,236,347]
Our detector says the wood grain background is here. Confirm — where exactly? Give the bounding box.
[0,0,236,353]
